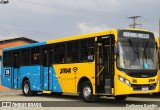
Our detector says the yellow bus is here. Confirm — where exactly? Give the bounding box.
[155,37,160,93]
[1,28,159,102]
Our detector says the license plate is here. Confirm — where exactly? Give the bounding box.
[142,86,148,91]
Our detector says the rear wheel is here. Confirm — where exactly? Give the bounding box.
[82,81,97,102]
[114,95,127,100]
[22,80,34,96]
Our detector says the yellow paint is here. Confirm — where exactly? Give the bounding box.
[114,67,159,95]
[43,90,52,94]
[53,62,95,94]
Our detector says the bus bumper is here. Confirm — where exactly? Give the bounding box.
[114,76,159,95]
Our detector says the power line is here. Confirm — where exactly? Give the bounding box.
[15,0,123,19]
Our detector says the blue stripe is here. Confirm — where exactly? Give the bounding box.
[3,42,46,51]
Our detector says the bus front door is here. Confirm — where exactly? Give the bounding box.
[96,35,114,94]
[42,48,53,90]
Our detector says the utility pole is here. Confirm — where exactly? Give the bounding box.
[127,16,142,28]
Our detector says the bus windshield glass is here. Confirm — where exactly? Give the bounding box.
[117,41,157,70]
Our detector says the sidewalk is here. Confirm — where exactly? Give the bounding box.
[0,84,22,96]
[0,76,21,96]
[0,84,10,91]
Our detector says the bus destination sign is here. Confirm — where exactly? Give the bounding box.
[123,32,149,39]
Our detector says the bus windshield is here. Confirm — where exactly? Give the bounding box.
[117,41,158,70]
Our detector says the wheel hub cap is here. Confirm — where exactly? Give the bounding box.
[83,86,91,98]
[24,83,29,94]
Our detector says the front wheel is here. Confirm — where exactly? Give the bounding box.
[82,81,97,102]
[114,95,127,100]
[22,80,34,96]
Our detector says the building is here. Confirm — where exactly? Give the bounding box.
[0,37,37,76]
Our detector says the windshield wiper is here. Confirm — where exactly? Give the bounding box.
[128,39,139,59]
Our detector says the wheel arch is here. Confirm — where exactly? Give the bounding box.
[21,77,29,88]
[77,77,91,93]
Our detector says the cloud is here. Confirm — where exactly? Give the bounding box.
[77,22,111,33]
[0,0,160,41]
[10,0,57,15]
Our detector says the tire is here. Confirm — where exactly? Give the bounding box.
[114,95,127,100]
[82,81,97,102]
[22,80,34,96]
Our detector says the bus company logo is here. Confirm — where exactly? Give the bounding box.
[0,0,9,4]
[60,68,71,74]
[72,67,78,74]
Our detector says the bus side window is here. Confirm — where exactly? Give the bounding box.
[55,43,66,64]
[22,49,31,66]
[88,38,95,61]
[3,51,13,67]
[31,48,40,65]
[13,51,21,68]
[80,38,95,62]
[80,39,88,62]
[66,41,80,63]
[66,42,73,63]
[42,48,54,66]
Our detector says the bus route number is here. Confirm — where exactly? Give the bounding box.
[5,69,10,76]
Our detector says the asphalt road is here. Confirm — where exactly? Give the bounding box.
[0,93,160,110]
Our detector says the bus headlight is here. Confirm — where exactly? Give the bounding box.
[125,79,130,85]
[119,76,124,82]
[118,75,131,86]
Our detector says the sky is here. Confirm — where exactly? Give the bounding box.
[0,0,160,41]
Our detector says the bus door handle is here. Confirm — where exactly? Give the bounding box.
[97,66,104,77]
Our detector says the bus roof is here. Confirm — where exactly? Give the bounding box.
[47,29,117,44]
[3,42,46,51]
[3,29,116,52]
[47,28,152,44]
[3,28,152,52]
[123,28,150,32]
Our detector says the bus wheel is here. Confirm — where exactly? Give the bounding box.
[22,80,34,96]
[114,95,127,100]
[82,81,96,102]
